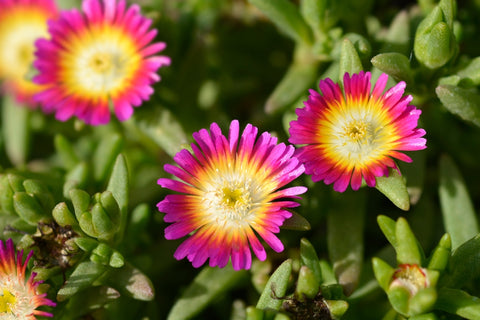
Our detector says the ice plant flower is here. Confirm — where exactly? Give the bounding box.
[0,239,56,319]
[0,0,58,105]
[157,120,307,270]
[33,0,171,125]
[289,71,426,192]
[390,264,429,296]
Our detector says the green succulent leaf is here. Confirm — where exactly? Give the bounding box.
[265,49,318,114]
[444,234,480,288]
[375,168,410,211]
[2,94,30,166]
[57,261,107,301]
[438,155,478,249]
[327,191,366,296]
[54,134,80,170]
[107,154,129,242]
[248,0,313,44]
[395,217,423,265]
[281,211,311,231]
[414,6,456,69]
[436,85,480,128]
[300,238,323,284]
[372,257,395,292]
[93,133,123,182]
[377,215,397,248]
[427,233,451,271]
[167,266,247,320]
[13,192,49,225]
[339,38,363,81]
[257,259,293,310]
[436,288,480,320]
[105,263,154,301]
[371,53,412,83]
[296,266,320,299]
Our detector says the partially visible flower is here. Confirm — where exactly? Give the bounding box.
[33,0,171,125]
[390,264,429,296]
[157,120,307,270]
[0,0,58,105]
[0,239,56,319]
[289,71,426,192]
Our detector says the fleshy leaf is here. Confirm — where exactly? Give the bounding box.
[339,39,363,81]
[372,257,395,292]
[375,168,410,211]
[61,286,120,319]
[436,288,480,320]
[265,50,318,114]
[325,300,349,319]
[93,133,123,182]
[438,155,478,249]
[107,154,129,242]
[396,217,423,265]
[105,263,154,301]
[414,6,456,69]
[371,53,413,83]
[377,215,397,248]
[444,234,480,288]
[130,107,189,157]
[281,211,311,231]
[168,266,247,320]
[327,191,366,296]
[57,261,107,301]
[257,259,293,310]
[436,85,480,127]
[2,95,30,166]
[54,134,80,170]
[13,192,49,225]
[248,0,313,44]
[427,233,451,271]
[296,266,320,299]
[300,238,322,284]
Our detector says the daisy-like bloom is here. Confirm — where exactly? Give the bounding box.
[157,120,307,270]
[33,0,171,125]
[0,0,58,105]
[0,239,56,319]
[289,71,426,192]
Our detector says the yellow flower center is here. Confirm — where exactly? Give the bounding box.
[220,186,252,211]
[0,289,16,314]
[202,171,266,225]
[89,52,114,73]
[390,264,428,295]
[0,10,49,81]
[344,120,368,140]
[66,27,142,97]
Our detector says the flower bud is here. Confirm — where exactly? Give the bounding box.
[414,6,456,69]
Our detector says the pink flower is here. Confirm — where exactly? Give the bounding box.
[289,71,426,192]
[157,120,307,270]
[0,239,56,319]
[0,0,58,106]
[33,0,171,125]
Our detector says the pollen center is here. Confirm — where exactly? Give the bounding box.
[89,53,113,73]
[344,120,368,140]
[0,289,16,313]
[214,184,252,220]
[203,173,262,224]
[69,29,141,95]
[328,108,393,165]
[390,264,428,295]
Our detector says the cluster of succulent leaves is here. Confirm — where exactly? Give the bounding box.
[2,0,480,319]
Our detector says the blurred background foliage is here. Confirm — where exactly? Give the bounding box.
[2,0,480,319]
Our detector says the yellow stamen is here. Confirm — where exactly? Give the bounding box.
[0,289,16,313]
